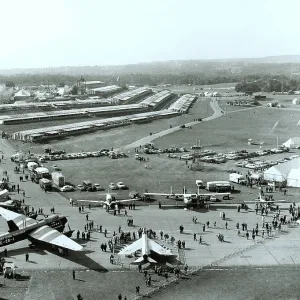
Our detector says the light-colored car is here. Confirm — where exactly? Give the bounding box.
[60,185,74,192]
[52,165,61,171]
[3,261,16,278]
[235,161,245,167]
[181,154,193,160]
[245,163,256,169]
[93,183,104,191]
[77,184,86,191]
[117,182,126,189]
[109,183,118,190]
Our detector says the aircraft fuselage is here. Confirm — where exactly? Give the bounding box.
[0,215,67,247]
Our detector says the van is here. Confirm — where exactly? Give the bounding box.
[3,262,16,278]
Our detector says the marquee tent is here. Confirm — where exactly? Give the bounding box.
[264,158,300,187]
[282,137,300,149]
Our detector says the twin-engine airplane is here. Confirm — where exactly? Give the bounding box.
[77,192,141,209]
[118,229,174,264]
[0,207,82,251]
[144,187,230,205]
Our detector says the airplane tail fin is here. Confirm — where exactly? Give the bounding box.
[7,220,19,232]
[133,256,157,264]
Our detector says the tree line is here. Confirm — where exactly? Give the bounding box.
[1,73,300,93]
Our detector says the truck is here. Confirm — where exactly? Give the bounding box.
[206,181,231,193]
[229,173,247,185]
[51,172,65,187]
[39,178,52,191]
[27,161,39,171]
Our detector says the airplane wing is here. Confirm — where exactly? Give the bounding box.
[28,225,83,251]
[148,239,173,255]
[77,200,105,204]
[144,192,176,197]
[117,198,141,203]
[0,207,37,231]
[118,239,142,255]
[199,193,230,197]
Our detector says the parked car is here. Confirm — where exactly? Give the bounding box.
[52,165,61,171]
[77,184,87,191]
[181,154,193,160]
[3,262,16,279]
[93,183,104,191]
[109,183,118,190]
[60,185,74,192]
[117,182,127,189]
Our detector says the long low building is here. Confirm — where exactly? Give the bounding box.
[0,104,146,124]
[0,98,113,112]
[11,110,179,142]
[139,90,174,109]
[113,87,152,104]
[168,94,197,113]
[89,85,123,96]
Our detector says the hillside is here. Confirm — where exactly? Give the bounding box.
[1,55,300,76]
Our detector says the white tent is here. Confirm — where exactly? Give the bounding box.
[264,166,286,182]
[282,137,300,149]
[287,169,300,187]
[292,98,300,105]
[264,158,300,186]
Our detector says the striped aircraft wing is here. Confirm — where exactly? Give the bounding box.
[0,207,37,231]
[29,225,83,251]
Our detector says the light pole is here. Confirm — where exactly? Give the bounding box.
[277,137,279,148]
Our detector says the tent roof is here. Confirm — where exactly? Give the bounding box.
[283,137,300,146]
[287,168,300,178]
[265,158,300,176]
[15,89,30,97]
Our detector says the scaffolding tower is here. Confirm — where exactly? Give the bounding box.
[190,139,203,171]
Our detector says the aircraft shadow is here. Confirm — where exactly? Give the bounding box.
[200,242,210,246]
[6,246,108,272]
[6,246,48,257]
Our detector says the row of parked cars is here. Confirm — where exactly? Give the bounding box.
[36,149,128,163]
[188,147,290,165]
[144,147,189,155]
[235,154,299,169]
[60,181,128,192]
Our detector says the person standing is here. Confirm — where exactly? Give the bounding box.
[73,270,75,280]
[25,253,29,261]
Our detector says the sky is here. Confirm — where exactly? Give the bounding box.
[0,0,299,69]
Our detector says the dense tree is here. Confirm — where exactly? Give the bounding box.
[69,85,78,95]
[5,81,15,88]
